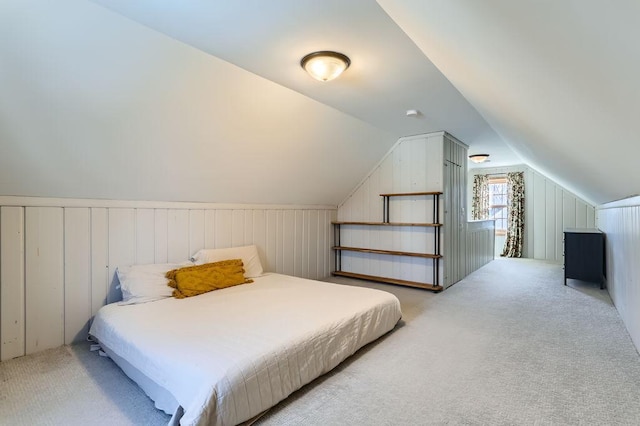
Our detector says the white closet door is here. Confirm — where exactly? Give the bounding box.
[442,138,468,288]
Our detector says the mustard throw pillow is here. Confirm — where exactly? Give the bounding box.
[166,259,253,299]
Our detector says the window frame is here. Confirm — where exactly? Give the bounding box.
[488,176,508,236]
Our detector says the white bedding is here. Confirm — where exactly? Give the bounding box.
[89,273,401,426]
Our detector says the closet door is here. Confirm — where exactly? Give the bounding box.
[442,138,468,288]
[444,160,465,287]
[443,161,453,287]
[454,142,467,283]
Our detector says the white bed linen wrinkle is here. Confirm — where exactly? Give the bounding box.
[249,358,265,415]
[90,273,401,426]
[264,355,276,410]
[256,354,275,411]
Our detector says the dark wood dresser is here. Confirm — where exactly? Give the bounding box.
[563,228,606,289]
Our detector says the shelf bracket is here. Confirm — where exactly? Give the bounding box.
[382,195,390,223]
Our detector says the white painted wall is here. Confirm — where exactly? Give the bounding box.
[0,0,394,206]
[597,197,640,353]
[468,165,595,262]
[0,196,335,361]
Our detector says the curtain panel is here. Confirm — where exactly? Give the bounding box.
[501,171,525,258]
[471,174,489,220]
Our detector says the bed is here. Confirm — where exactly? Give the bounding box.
[89,246,402,426]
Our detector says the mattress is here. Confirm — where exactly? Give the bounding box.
[89,273,401,426]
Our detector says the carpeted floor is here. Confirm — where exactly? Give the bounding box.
[0,335,171,425]
[1,258,640,425]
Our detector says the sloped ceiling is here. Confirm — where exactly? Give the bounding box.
[3,1,636,206]
[0,0,395,205]
[378,0,640,205]
[0,0,521,206]
[89,0,516,166]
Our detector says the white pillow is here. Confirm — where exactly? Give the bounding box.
[117,261,193,305]
[191,245,264,278]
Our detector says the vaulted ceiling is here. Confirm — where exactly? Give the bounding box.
[378,0,640,205]
[2,0,638,206]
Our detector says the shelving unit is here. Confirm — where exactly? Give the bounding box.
[332,192,443,292]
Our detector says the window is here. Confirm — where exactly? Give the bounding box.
[488,177,508,236]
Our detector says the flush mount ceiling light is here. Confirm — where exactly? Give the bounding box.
[469,154,490,163]
[301,51,351,82]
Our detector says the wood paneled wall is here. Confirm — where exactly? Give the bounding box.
[597,197,640,353]
[338,134,444,286]
[0,197,335,361]
[466,220,495,275]
[338,132,478,288]
[468,165,595,262]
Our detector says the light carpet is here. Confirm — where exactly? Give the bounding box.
[1,258,639,425]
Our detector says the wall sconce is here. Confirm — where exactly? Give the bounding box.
[469,154,490,163]
[301,51,351,82]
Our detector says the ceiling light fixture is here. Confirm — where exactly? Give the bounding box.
[301,51,350,82]
[469,154,490,163]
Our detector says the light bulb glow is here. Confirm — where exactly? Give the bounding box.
[469,154,490,163]
[301,51,350,82]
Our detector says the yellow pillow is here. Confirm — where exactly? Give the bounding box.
[166,259,253,299]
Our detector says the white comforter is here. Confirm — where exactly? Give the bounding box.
[90,273,401,426]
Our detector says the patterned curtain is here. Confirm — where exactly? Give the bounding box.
[501,172,525,258]
[471,174,489,220]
